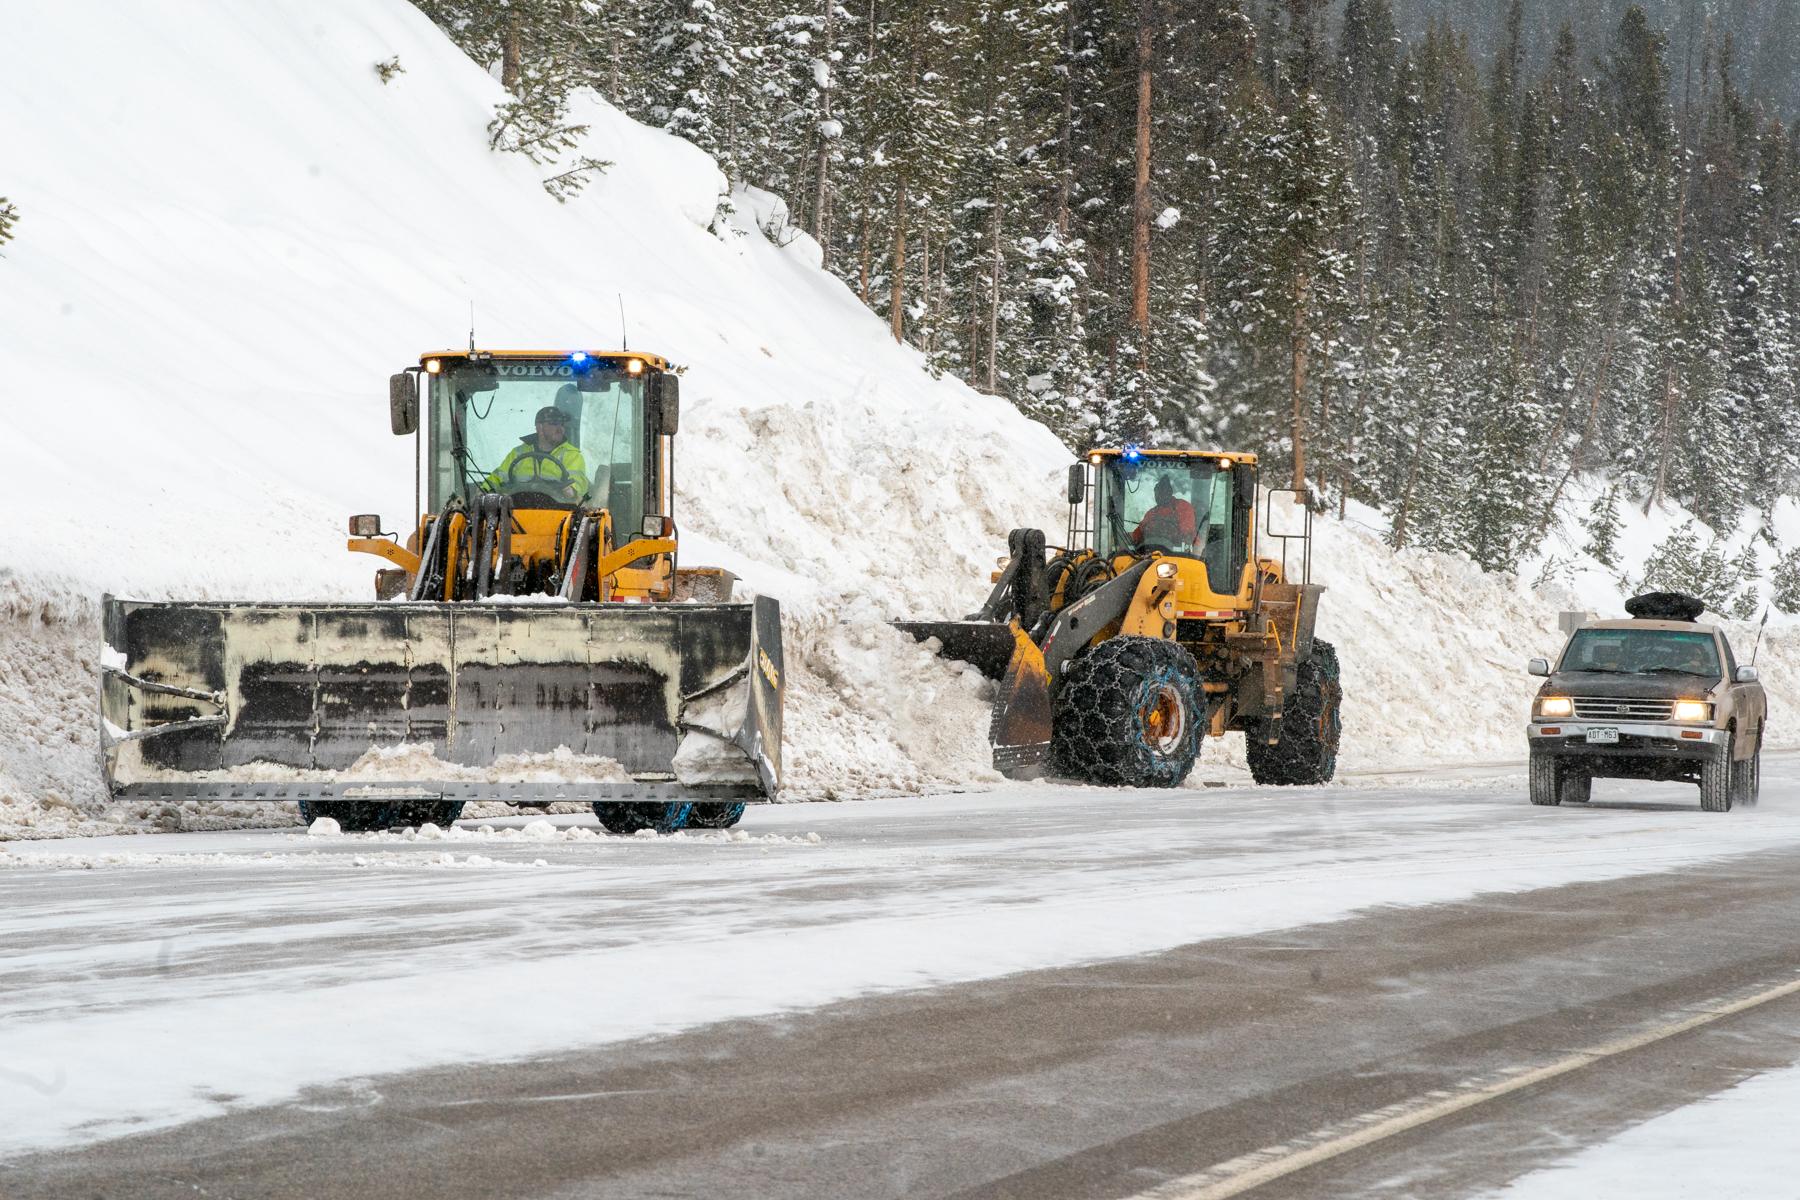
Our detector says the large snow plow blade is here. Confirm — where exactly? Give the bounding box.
[100,594,783,804]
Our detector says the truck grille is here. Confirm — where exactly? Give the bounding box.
[1571,696,1673,721]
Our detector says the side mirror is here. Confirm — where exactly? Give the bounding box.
[1066,463,1084,505]
[1736,665,1759,683]
[1528,657,1550,677]
[651,374,680,436]
[388,372,418,436]
[1234,464,1257,507]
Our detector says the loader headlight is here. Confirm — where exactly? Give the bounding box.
[626,358,646,376]
[424,358,442,374]
[1155,561,1178,580]
[1672,699,1713,722]
[1538,695,1573,718]
[348,514,383,538]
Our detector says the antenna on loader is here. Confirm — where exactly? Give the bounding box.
[618,294,629,351]
[468,301,477,353]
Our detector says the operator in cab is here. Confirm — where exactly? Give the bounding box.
[487,403,588,502]
[1131,476,1198,547]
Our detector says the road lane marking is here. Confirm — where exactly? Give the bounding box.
[1127,969,1800,1200]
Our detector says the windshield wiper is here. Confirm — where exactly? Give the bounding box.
[1568,666,1630,674]
[1636,666,1712,676]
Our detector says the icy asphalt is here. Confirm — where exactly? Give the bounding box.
[7,762,1800,1197]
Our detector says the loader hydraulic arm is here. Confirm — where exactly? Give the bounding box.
[1037,558,1153,682]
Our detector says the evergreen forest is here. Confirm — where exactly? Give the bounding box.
[414,0,1800,573]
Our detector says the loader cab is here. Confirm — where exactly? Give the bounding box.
[1081,449,1255,599]
[421,351,672,537]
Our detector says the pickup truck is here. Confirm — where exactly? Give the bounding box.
[1526,592,1767,812]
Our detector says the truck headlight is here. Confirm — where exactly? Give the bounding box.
[1672,699,1712,722]
[1538,696,1573,718]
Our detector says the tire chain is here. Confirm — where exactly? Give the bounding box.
[1051,636,1203,787]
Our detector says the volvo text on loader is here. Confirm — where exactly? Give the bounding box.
[101,350,782,835]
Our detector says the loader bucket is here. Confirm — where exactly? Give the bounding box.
[891,619,1018,680]
[894,618,1051,778]
[99,594,783,805]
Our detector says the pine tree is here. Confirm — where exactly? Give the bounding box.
[0,197,16,252]
[1772,547,1800,614]
[1584,487,1623,567]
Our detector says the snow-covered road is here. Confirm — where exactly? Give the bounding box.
[7,761,1800,1166]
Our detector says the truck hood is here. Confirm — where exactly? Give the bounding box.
[1540,671,1719,700]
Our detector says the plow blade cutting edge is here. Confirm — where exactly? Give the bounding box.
[100,595,783,804]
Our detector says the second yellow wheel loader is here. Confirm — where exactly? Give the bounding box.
[100,350,782,834]
[899,448,1340,788]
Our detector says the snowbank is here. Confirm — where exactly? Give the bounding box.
[0,0,1790,838]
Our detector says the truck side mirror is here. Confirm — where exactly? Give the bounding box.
[1527,657,1550,677]
[1736,665,1759,683]
[388,372,419,436]
[651,374,680,436]
[1066,463,1084,505]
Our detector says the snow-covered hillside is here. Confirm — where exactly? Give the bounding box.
[2,0,1794,837]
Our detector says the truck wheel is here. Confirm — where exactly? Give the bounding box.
[1699,742,1733,813]
[1729,732,1760,809]
[299,800,464,832]
[686,803,747,829]
[1527,752,1561,806]
[1559,767,1592,804]
[1051,636,1203,787]
[594,802,693,835]
[1745,729,1763,806]
[1246,641,1343,786]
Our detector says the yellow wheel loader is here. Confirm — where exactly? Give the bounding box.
[898,448,1339,787]
[101,350,782,834]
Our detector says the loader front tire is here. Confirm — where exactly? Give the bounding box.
[1050,636,1203,787]
[594,802,693,836]
[685,802,747,830]
[298,799,464,832]
[1245,641,1342,786]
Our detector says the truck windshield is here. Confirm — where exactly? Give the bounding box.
[1561,628,1721,679]
[429,359,649,531]
[1095,456,1237,589]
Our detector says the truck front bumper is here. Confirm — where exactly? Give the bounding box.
[1527,721,1725,760]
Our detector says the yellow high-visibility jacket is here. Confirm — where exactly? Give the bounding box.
[486,438,589,498]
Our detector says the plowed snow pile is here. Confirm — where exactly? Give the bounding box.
[2,0,1795,838]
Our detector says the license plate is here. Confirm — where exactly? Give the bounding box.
[1585,727,1619,744]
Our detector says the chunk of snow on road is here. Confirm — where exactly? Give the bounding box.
[306,817,341,837]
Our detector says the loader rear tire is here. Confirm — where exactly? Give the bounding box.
[685,802,747,830]
[298,799,464,832]
[1050,636,1203,787]
[1245,641,1342,786]
[594,802,693,836]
